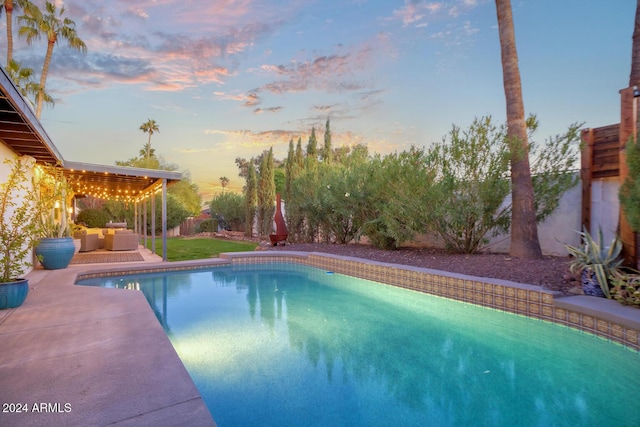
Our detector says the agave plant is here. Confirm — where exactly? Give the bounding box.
[564,227,624,298]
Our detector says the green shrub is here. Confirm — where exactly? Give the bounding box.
[619,134,640,232]
[198,218,218,233]
[363,148,437,249]
[529,118,581,222]
[428,117,511,253]
[611,273,640,307]
[210,192,245,231]
[76,208,111,228]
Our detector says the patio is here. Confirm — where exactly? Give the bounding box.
[0,248,216,426]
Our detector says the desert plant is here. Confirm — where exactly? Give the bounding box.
[210,192,245,231]
[619,133,640,232]
[34,163,73,238]
[428,117,511,253]
[198,218,218,233]
[564,227,624,298]
[0,156,40,282]
[610,272,640,307]
[529,119,582,222]
[364,148,437,249]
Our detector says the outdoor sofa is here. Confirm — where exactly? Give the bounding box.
[104,229,140,251]
[73,231,100,252]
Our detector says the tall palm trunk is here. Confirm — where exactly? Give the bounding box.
[36,37,55,118]
[495,0,542,259]
[5,0,15,65]
[631,0,640,86]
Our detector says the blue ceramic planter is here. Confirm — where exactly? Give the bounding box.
[35,237,75,270]
[582,270,606,298]
[0,278,29,309]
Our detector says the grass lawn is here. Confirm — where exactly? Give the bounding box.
[156,237,259,261]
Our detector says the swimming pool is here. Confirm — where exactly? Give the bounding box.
[78,263,640,426]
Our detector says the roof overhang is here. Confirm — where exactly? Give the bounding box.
[0,65,182,201]
[0,66,62,163]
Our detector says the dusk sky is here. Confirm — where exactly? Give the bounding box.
[1,0,635,201]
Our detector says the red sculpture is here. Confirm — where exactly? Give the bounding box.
[269,193,288,246]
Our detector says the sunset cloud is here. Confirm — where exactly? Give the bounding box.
[254,107,283,114]
[26,0,284,95]
[256,46,374,96]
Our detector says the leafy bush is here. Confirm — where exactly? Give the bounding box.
[76,208,111,228]
[619,134,640,232]
[278,117,580,253]
[138,195,191,234]
[611,273,640,307]
[364,148,437,249]
[210,192,245,231]
[197,218,218,233]
[529,118,581,222]
[428,117,511,253]
[315,163,369,244]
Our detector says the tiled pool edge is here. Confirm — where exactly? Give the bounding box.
[75,251,640,351]
[225,252,640,351]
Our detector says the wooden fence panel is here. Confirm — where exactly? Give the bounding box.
[591,124,620,178]
[581,87,638,267]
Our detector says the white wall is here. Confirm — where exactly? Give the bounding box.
[0,143,15,178]
[484,184,583,256]
[411,180,584,256]
[590,177,620,246]
[1,144,37,276]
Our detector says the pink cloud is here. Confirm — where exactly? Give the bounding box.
[256,46,373,96]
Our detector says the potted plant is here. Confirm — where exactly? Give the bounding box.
[0,156,40,309]
[33,163,76,270]
[564,227,624,298]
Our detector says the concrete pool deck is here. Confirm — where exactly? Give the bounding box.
[1,249,639,426]
[0,249,216,427]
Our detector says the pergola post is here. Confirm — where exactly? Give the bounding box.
[133,201,138,234]
[162,178,167,261]
[143,198,148,249]
[151,191,156,255]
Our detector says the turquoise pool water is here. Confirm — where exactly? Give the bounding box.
[78,263,640,426]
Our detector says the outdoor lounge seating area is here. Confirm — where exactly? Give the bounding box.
[74,228,139,252]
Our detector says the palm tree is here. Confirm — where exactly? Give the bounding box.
[1,0,36,66]
[495,0,542,259]
[139,119,160,159]
[5,58,54,109]
[18,1,87,118]
[137,144,157,159]
[220,176,230,193]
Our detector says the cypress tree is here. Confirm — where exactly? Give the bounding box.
[244,159,257,237]
[305,127,318,172]
[285,139,295,229]
[257,147,276,237]
[295,137,304,169]
[322,118,333,164]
